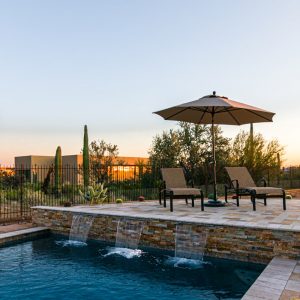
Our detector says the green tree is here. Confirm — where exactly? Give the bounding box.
[177,123,211,187]
[208,125,232,185]
[89,139,119,183]
[149,129,181,168]
[149,122,231,192]
[230,130,284,182]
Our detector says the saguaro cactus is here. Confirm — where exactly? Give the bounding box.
[55,146,62,194]
[83,125,90,189]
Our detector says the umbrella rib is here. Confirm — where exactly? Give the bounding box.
[214,107,227,114]
[226,109,241,125]
[190,107,212,113]
[215,107,272,122]
[198,107,209,123]
[246,109,273,121]
[214,107,240,114]
[164,107,189,120]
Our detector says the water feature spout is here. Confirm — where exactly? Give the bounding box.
[175,223,207,260]
[69,214,94,243]
[115,218,144,249]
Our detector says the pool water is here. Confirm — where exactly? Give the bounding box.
[0,236,264,300]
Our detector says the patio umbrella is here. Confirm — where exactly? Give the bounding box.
[153,91,275,206]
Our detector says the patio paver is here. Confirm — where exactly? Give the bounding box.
[34,198,300,232]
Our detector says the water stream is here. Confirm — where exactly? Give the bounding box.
[105,218,144,258]
[169,223,208,268]
[68,214,94,244]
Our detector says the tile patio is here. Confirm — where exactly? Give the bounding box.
[36,198,300,232]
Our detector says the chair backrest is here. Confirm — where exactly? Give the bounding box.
[225,167,256,188]
[161,168,187,189]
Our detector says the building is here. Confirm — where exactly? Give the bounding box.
[14,155,149,183]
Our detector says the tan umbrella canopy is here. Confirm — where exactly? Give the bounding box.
[154,91,275,205]
[154,91,275,125]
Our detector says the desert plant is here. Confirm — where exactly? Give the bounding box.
[79,183,108,205]
[3,189,19,201]
[54,146,62,195]
[62,183,75,195]
[83,125,90,189]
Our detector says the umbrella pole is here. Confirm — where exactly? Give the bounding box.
[211,118,217,201]
[205,117,224,206]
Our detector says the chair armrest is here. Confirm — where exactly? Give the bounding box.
[229,179,239,189]
[190,179,195,188]
[160,180,166,190]
[224,179,239,191]
[258,178,267,187]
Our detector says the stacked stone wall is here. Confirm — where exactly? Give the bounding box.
[32,208,300,264]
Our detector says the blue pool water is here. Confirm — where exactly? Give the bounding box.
[0,236,264,300]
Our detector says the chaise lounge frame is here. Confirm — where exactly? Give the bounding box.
[159,168,204,212]
[224,167,286,211]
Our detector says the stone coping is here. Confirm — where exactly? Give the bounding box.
[242,257,300,300]
[0,227,50,246]
[0,223,33,233]
[32,199,300,233]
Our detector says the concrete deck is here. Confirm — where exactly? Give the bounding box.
[34,198,300,232]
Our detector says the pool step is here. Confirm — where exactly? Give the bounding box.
[0,227,50,246]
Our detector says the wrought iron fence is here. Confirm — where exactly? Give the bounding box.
[1,164,300,223]
[0,164,161,223]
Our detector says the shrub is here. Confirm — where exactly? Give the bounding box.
[116,198,123,204]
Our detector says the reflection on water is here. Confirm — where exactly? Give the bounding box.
[165,256,210,269]
[55,240,88,247]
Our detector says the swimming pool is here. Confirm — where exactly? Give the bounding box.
[0,236,264,299]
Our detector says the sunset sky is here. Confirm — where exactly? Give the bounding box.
[1,0,300,165]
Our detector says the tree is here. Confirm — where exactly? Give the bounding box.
[230,130,284,183]
[149,122,231,193]
[207,125,232,186]
[149,129,181,168]
[0,170,20,189]
[89,139,119,183]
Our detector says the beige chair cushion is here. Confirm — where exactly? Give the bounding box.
[161,168,187,189]
[244,186,284,195]
[167,188,201,196]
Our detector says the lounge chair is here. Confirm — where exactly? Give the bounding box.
[160,168,204,212]
[224,167,286,211]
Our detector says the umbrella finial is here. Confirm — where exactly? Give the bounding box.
[213,91,216,96]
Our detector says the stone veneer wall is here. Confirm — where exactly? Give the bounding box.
[32,208,300,264]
